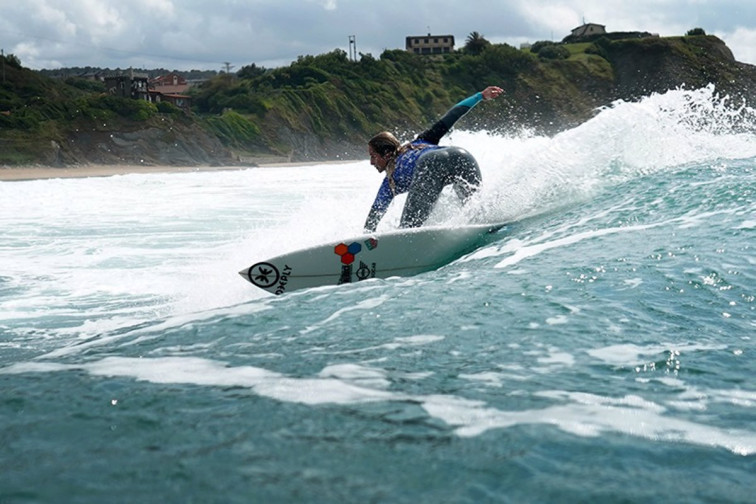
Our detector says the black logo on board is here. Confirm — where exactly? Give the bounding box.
[356,261,371,280]
[247,262,280,288]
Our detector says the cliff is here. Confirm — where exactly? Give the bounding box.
[1,34,754,167]
[193,34,756,162]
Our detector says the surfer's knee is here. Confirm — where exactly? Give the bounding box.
[400,187,438,228]
[453,178,480,202]
[445,147,481,202]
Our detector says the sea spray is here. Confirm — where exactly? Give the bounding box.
[448,84,756,224]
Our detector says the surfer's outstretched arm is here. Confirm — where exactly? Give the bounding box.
[415,85,503,145]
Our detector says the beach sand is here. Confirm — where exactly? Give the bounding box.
[0,165,252,181]
[0,160,360,182]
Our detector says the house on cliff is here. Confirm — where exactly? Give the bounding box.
[104,71,192,110]
[149,90,191,110]
[148,72,192,109]
[406,33,455,55]
[149,72,190,95]
[104,72,150,101]
[571,23,606,38]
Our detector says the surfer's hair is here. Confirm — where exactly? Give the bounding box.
[368,131,400,157]
[369,131,423,195]
[369,132,401,194]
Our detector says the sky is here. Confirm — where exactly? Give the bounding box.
[2,0,755,72]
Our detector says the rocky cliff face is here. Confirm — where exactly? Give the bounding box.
[469,35,756,138]
[54,120,237,167]
[604,36,755,102]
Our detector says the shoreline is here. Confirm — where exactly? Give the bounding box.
[0,160,362,182]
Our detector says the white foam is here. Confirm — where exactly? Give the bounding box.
[588,342,727,367]
[494,221,663,269]
[545,315,569,326]
[537,349,575,366]
[308,334,445,355]
[623,278,643,288]
[422,390,756,455]
[318,364,391,389]
[4,355,752,455]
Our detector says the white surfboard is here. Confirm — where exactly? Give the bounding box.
[239,222,508,295]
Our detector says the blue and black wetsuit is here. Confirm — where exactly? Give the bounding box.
[364,92,485,232]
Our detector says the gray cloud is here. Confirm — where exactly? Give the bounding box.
[1,0,754,71]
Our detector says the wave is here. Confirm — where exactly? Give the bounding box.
[448,85,756,223]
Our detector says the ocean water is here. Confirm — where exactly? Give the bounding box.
[1,86,754,503]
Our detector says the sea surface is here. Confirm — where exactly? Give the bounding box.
[1,86,754,503]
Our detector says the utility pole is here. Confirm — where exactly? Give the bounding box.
[348,35,356,61]
[1,49,5,84]
[223,62,235,74]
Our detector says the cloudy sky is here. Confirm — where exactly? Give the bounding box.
[2,0,755,71]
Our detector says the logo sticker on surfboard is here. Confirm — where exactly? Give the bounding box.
[247,262,280,288]
[247,262,293,294]
[334,242,375,283]
[334,242,362,264]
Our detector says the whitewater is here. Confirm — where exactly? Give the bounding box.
[1,86,754,503]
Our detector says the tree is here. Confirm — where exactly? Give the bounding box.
[537,44,570,60]
[2,52,22,68]
[464,32,491,55]
[237,63,267,80]
[686,27,707,36]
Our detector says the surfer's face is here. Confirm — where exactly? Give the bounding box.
[368,145,388,172]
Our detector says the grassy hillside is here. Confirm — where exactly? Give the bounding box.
[1,34,754,166]
[0,55,199,165]
[190,34,755,161]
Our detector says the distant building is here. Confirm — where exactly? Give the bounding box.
[103,71,191,110]
[406,33,455,55]
[149,90,192,110]
[78,70,105,81]
[104,71,150,101]
[149,72,190,95]
[571,23,606,38]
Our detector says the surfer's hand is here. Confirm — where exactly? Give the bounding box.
[482,86,503,100]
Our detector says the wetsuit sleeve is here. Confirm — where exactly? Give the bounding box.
[415,92,484,145]
[364,179,394,232]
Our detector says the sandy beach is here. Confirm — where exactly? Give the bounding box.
[0,160,360,182]
[0,164,253,182]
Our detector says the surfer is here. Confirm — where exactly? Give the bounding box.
[364,85,503,232]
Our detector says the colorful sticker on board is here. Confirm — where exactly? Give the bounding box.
[334,242,362,265]
[364,238,378,250]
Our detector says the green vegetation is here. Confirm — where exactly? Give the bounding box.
[1,32,752,166]
[202,109,261,148]
[463,32,491,55]
[189,44,538,157]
